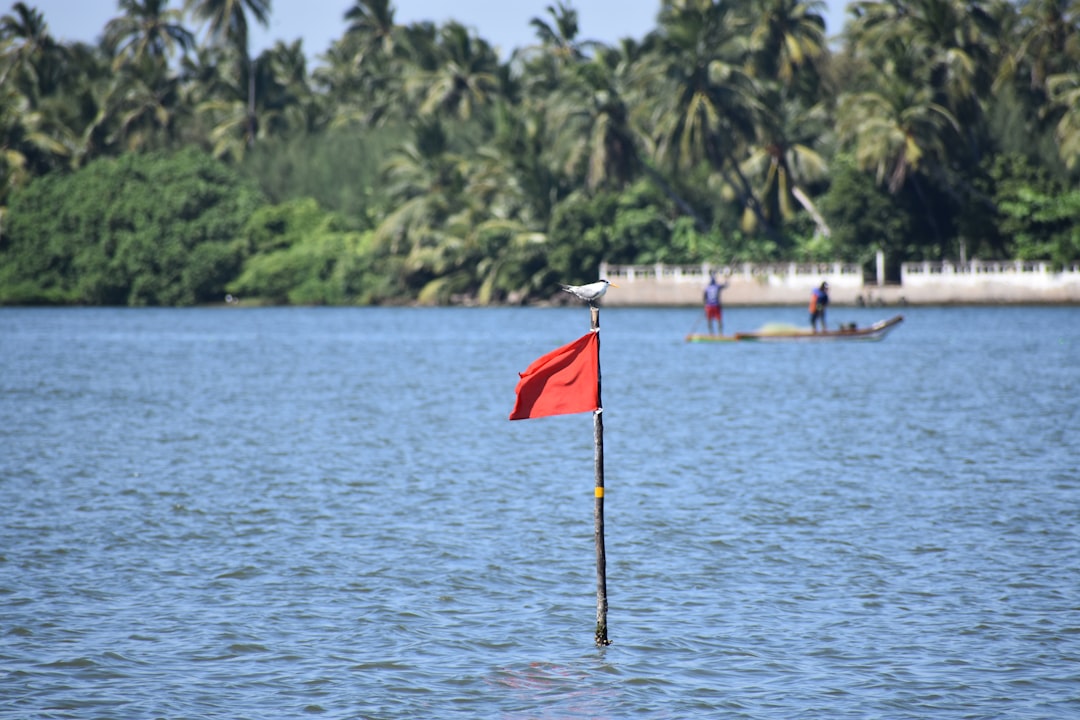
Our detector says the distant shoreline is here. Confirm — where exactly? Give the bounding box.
[597,260,1080,307]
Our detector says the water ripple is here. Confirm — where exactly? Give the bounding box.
[1,306,1078,718]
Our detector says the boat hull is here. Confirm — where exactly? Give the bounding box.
[686,315,904,343]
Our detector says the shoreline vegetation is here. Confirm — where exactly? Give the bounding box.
[1,0,1079,308]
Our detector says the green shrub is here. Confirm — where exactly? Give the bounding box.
[1,149,264,306]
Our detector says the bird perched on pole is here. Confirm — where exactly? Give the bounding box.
[560,279,618,306]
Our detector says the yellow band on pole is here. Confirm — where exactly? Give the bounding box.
[595,487,604,498]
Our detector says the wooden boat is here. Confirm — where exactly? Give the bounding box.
[686,314,904,343]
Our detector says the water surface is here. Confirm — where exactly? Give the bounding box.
[2,306,1078,718]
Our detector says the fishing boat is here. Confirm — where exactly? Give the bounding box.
[686,314,904,343]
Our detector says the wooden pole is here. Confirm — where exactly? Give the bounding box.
[591,305,611,646]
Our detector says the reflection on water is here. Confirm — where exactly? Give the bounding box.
[1,306,1077,719]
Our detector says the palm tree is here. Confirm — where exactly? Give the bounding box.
[376,119,462,248]
[197,41,312,161]
[913,0,996,124]
[318,4,422,128]
[483,99,564,227]
[0,85,69,208]
[836,70,959,194]
[262,39,320,134]
[186,0,269,51]
[373,119,473,297]
[179,43,234,104]
[642,0,770,232]
[1047,71,1080,170]
[741,88,831,233]
[105,0,194,70]
[411,22,500,121]
[401,99,555,303]
[748,0,828,87]
[0,6,94,174]
[527,1,594,61]
[998,0,1080,95]
[548,57,639,191]
[86,57,185,153]
[0,2,67,102]
[512,1,600,110]
[185,0,271,148]
[344,0,399,64]
[847,0,997,157]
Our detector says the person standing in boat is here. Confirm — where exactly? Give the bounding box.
[810,281,829,332]
[704,272,728,335]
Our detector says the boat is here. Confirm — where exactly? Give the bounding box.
[686,314,904,343]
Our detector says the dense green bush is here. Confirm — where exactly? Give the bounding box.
[3,0,1080,307]
[546,184,679,284]
[991,155,1080,269]
[0,150,264,306]
[817,155,915,281]
[227,198,375,305]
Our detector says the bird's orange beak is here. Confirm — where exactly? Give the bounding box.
[609,282,619,288]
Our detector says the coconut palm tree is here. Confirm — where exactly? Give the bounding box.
[105,0,194,70]
[0,5,95,175]
[999,0,1080,95]
[411,22,500,122]
[85,57,185,154]
[178,43,233,104]
[741,87,831,233]
[1047,71,1080,170]
[373,119,471,286]
[261,39,320,134]
[196,41,312,161]
[186,0,271,147]
[0,2,67,102]
[527,1,595,61]
[847,0,997,156]
[186,0,269,52]
[548,57,639,192]
[318,6,424,129]
[0,85,69,207]
[482,99,564,227]
[748,0,828,87]
[836,70,959,194]
[344,0,399,64]
[642,0,770,232]
[517,0,613,129]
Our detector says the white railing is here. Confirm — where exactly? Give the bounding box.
[603,259,1080,284]
[903,259,1080,276]
[596,259,1080,304]
[601,261,864,284]
[901,260,1080,283]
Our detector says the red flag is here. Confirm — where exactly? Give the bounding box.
[509,331,599,420]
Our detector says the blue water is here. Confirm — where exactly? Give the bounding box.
[2,305,1078,719]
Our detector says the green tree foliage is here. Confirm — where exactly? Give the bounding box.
[1,0,1079,307]
[817,154,914,279]
[227,197,374,304]
[239,124,406,219]
[992,154,1080,268]
[0,149,263,305]
[105,0,194,70]
[546,182,677,283]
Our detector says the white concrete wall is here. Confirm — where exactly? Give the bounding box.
[597,260,1080,305]
[898,260,1080,303]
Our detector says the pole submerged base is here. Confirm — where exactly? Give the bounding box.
[595,623,611,647]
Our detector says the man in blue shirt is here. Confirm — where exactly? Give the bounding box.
[810,281,829,332]
[704,273,728,335]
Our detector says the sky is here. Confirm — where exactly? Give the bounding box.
[20,0,850,62]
